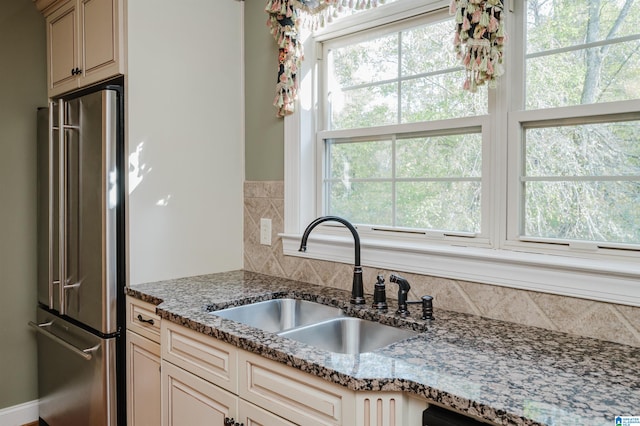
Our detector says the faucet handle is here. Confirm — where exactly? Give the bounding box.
[372,274,388,312]
[389,274,411,317]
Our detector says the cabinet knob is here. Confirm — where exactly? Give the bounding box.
[70,67,82,75]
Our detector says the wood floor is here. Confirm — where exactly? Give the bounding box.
[22,422,38,426]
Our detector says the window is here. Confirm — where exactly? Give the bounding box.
[283,0,640,305]
[319,8,491,241]
[509,0,640,253]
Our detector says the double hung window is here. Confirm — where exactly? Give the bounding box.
[320,10,488,239]
[284,0,640,304]
[510,0,640,253]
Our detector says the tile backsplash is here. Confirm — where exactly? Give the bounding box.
[244,181,640,347]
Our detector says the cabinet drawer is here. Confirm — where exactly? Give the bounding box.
[239,351,355,426]
[162,321,238,394]
[126,297,161,343]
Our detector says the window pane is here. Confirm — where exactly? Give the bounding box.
[330,33,398,87]
[401,74,487,122]
[527,0,640,54]
[330,83,398,129]
[401,19,458,75]
[526,41,640,109]
[396,181,481,232]
[327,14,488,130]
[325,131,483,232]
[328,181,393,225]
[526,0,640,109]
[396,134,481,178]
[328,140,392,180]
[524,181,640,244]
[523,119,640,245]
[525,121,640,177]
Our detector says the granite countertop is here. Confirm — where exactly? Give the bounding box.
[126,270,640,426]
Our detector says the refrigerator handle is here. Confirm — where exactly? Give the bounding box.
[28,321,99,361]
[58,101,67,316]
[48,102,57,308]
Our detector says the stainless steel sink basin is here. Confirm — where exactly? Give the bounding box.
[212,298,344,333]
[278,317,418,354]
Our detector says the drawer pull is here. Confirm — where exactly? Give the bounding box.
[136,314,155,325]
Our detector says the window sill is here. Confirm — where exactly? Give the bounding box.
[281,233,640,307]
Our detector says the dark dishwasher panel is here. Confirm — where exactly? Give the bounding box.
[423,405,489,425]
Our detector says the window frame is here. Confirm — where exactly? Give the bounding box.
[280,0,640,307]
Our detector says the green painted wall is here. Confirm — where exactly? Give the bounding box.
[244,0,285,181]
[0,0,46,410]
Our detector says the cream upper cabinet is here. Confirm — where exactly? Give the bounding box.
[43,0,124,97]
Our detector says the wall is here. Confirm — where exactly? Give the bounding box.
[242,1,640,347]
[0,0,46,412]
[244,0,284,181]
[126,0,245,285]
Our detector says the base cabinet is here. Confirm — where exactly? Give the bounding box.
[126,297,162,426]
[126,313,429,425]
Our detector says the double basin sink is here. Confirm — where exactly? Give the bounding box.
[212,298,418,355]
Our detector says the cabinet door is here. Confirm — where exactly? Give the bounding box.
[79,0,122,85]
[126,330,161,426]
[162,360,237,426]
[47,0,78,95]
[238,399,297,426]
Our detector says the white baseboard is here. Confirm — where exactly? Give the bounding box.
[0,400,39,426]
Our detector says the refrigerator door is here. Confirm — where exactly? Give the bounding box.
[37,103,62,312]
[32,306,117,426]
[59,89,120,334]
[37,90,120,335]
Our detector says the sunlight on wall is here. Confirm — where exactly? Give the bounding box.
[128,141,151,195]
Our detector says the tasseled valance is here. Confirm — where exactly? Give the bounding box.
[266,0,506,117]
[265,0,385,117]
[450,0,506,92]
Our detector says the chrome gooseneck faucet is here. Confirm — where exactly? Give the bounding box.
[299,216,365,305]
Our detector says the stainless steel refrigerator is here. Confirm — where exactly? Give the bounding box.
[31,83,126,426]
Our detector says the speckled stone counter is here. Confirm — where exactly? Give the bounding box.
[126,270,640,426]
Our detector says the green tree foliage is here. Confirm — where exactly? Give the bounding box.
[524,0,640,244]
[326,0,640,244]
